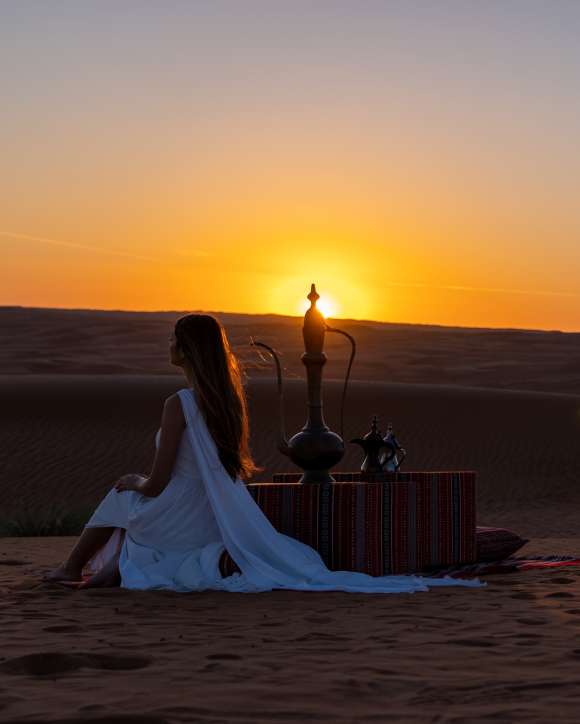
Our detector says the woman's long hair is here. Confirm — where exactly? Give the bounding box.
[174,314,263,483]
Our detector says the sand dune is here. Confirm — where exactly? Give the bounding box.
[2,374,579,538]
[4,307,577,537]
[2,305,579,394]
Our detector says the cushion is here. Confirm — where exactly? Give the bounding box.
[476,526,529,562]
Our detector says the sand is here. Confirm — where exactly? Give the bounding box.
[2,374,579,536]
[2,537,580,722]
[1,307,580,721]
[1,305,579,394]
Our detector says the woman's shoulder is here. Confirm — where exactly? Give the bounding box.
[170,388,200,419]
[163,391,188,427]
[173,387,196,403]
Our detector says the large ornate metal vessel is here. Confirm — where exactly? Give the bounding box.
[251,283,356,484]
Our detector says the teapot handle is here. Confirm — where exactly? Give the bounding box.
[324,324,356,440]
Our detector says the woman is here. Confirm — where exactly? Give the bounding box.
[43,314,484,594]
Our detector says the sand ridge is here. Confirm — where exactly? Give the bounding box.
[2,305,579,394]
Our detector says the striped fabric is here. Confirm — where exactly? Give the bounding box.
[271,471,469,484]
[219,472,477,578]
[429,555,580,578]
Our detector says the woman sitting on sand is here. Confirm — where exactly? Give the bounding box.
[43,314,483,594]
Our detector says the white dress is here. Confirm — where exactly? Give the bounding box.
[84,387,485,594]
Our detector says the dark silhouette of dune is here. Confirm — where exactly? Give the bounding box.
[1,305,579,394]
[2,375,579,537]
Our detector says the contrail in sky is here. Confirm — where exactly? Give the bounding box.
[0,230,162,262]
[0,230,210,263]
[1,230,575,299]
[381,280,578,299]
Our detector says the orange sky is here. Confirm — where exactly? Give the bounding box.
[1,3,579,332]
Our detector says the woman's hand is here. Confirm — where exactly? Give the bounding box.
[114,473,147,493]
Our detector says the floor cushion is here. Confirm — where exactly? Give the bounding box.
[476,526,529,562]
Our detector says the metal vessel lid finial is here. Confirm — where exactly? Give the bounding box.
[307,283,320,308]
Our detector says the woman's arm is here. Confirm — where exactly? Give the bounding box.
[131,394,186,498]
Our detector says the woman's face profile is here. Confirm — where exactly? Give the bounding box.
[169,330,184,367]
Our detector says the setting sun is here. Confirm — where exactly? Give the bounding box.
[1,3,579,334]
[300,295,339,319]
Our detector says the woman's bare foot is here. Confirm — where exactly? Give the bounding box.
[42,562,83,584]
[73,555,121,589]
[54,568,120,590]
[79,570,120,589]
[77,569,120,589]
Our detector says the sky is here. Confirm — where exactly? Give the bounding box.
[1,1,579,331]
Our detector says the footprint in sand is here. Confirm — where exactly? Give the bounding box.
[42,625,82,633]
[205,653,241,660]
[447,638,497,647]
[78,704,106,712]
[199,662,223,673]
[0,652,152,676]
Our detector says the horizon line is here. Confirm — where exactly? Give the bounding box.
[1,303,577,335]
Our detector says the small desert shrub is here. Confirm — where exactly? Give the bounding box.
[0,502,94,537]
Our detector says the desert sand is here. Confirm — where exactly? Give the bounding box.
[1,535,580,723]
[1,307,580,722]
[2,374,579,536]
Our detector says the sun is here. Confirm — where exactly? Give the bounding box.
[317,297,336,318]
[300,295,338,319]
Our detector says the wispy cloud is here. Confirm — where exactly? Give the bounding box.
[1,230,575,299]
[172,248,213,258]
[0,231,212,263]
[0,230,163,263]
[383,280,578,299]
